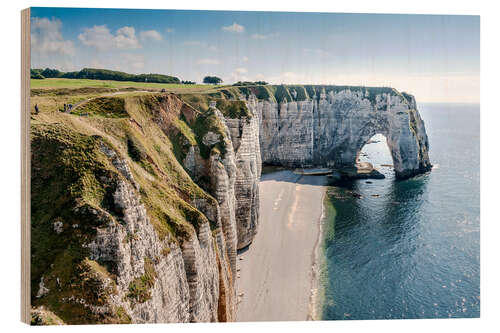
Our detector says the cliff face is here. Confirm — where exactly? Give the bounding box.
[30,94,241,324]
[30,84,430,325]
[223,107,262,249]
[255,87,431,178]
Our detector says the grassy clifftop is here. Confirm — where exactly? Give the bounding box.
[30,80,415,323]
[211,84,414,105]
[30,90,247,324]
[31,78,415,105]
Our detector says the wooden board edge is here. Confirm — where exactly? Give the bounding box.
[21,7,31,325]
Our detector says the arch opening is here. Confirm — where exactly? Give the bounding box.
[355,133,395,179]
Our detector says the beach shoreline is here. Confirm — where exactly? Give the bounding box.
[307,189,327,320]
[236,170,327,322]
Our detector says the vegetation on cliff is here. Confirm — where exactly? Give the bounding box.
[30,89,235,324]
[31,124,129,324]
[31,67,180,84]
[29,79,418,324]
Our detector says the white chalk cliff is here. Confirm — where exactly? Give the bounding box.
[30,85,431,325]
[255,88,431,179]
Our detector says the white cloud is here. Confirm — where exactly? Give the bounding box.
[31,17,75,56]
[197,58,219,65]
[114,27,140,49]
[78,25,141,50]
[222,23,245,33]
[251,32,280,40]
[235,67,248,74]
[166,28,175,33]
[140,30,162,41]
[242,56,249,62]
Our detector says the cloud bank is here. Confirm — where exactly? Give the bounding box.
[31,17,75,56]
[222,23,245,33]
[78,25,141,50]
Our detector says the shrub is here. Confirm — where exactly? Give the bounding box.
[203,76,223,85]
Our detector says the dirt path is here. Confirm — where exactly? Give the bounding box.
[70,90,152,112]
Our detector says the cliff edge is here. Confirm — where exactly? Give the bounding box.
[30,84,430,324]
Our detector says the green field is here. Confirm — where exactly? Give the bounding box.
[31,78,221,91]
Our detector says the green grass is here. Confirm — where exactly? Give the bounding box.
[216,85,276,102]
[71,96,128,118]
[215,99,252,119]
[273,85,294,102]
[127,258,157,305]
[31,78,222,91]
[31,80,411,109]
[28,79,415,324]
[30,94,222,323]
[30,124,131,324]
[192,108,228,159]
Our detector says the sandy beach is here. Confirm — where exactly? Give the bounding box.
[236,170,327,322]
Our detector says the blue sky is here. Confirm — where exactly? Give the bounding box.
[30,7,479,102]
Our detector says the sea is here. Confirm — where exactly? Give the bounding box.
[320,103,480,320]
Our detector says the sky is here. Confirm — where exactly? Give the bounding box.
[30,7,479,103]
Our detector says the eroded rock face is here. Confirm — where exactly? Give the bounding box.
[179,88,430,258]
[181,107,262,251]
[81,144,233,323]
[223,101,262,249]
[31,88,431,324]
[84,178,191,323]
[256,89,431,178]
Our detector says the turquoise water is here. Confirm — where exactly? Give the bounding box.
[321,104,480,320]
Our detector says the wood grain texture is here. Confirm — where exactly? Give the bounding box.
[21,7,31,325]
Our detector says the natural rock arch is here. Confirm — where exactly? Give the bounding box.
[327,107,432,178]
[257,89,432,179]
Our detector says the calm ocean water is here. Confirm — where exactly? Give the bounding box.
[321,103,480,320]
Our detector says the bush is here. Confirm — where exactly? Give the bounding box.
[30,69,45,79]
[41,68,63,78]
[31,72,45,79]
[203,76,223,85]
[233,81,268,86]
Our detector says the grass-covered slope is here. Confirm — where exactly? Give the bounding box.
[30,90,245,324]
[31,124,130,324]
[31,78,223,92]
[29,80,413,324]
[209,84,414,105]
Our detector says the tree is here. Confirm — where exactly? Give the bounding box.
[30,69,45,79]
[41,68,63,78]
[29,67,182,84]
[203,76,223,85]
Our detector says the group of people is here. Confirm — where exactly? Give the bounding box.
[33,103,74,115]
[63,103,73,113]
